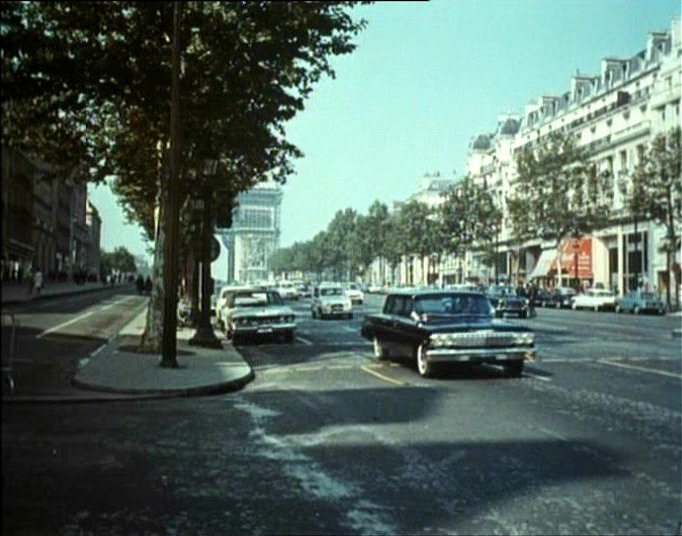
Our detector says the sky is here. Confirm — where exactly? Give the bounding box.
[88,0,679,261]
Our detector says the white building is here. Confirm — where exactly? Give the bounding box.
[466,18,680,297]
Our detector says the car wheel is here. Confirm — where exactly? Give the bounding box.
[634,306,640,315]
[504,360,524,378]
[347,313,353,320]
[520,310,527,319]
[232,333,242,346]
[283,331,294,343]
[311,309,317,319]
[658,307,665,315]
[415,344,436,378]
[373,337,389,360]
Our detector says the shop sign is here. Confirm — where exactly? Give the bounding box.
[560,238,592,278]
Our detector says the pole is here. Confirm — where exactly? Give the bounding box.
[633,215,638,291]
[494,229,499,285]
[189,182,222,348]
[160,2,182,368]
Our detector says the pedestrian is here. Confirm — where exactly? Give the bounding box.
[528,284,537,318]
[33,267,44,295]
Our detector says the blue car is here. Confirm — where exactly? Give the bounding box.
[615,291,666,315]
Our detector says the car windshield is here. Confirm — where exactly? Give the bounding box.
[489,286,516,296]
[232,291,283,307]
[320,287,344,296]
[414,294,492,317]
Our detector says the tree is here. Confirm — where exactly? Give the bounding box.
[101,246,137,275]
[624,127,681,308]
[3,2,370,351]
[509,132,613,287]
[325,208,358,280]
[439,177,480,283]
[396,200,434,286]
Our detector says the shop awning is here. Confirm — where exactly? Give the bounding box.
[528,249,557,280]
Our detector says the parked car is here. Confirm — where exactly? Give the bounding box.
[345,283,365,305]
[547,287,577,309]
[486,285,531,318]
[275,281,299,300]
[572,289,617,311]
[615,291,666,315]
[297,284,313,298]
[221,288,296,344]
[311,283,353,319]
[360,289,536,378]
[215,285,253,328]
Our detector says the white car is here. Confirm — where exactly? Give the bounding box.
[275,281,299,300]
[571,289,617,311]
[222,288,296,344]
[311,284,353,319]
[345,283,364,305]
[216,285,253,328]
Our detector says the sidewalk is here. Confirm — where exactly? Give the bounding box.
[3,308,254,403]
[1,280,128,305]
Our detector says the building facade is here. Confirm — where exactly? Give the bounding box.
[216,181,283,284]
[1,145,102,283]
[466,18,681,297]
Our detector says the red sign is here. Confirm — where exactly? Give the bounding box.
[559,238,592,278]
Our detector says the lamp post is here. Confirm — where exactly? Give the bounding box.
[189,159,222,349]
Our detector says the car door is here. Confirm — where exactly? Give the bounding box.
[370,295,395,344]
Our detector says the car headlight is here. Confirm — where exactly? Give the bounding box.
[513,332,534,345]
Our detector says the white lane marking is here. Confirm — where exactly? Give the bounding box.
[36,311,94,339]
[341,326,357,333]
[295,336,313,346]
[535,426,569,442]
[99,295,137,311]
[523,371,551,382]
[360,365,406,386]
[597,359,682,380]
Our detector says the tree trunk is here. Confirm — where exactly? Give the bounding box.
[139,198,165,352]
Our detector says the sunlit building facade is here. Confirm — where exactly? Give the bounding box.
[465,17,681,296]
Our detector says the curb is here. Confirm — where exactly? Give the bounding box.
[2,370,255,404]
[2,284,135,306]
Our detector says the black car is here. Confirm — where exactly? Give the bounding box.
[547,287,576,308]
[486,285,531,318]
[530,288,552,307]
[360,290,536,378]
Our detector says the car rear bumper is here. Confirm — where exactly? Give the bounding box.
[425,347,536,363]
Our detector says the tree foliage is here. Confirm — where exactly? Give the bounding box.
[624,127,681,306]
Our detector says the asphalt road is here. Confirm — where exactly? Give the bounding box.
[2,291,680,534]
[1,286,147,395]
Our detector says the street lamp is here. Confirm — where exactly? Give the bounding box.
[189,158,222,349]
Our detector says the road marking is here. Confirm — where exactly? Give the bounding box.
[295,336,313,345]
[523,371,551,381]
[535,426,569,441]
[99,295,137,311]
[597,359,682,380]
[341,326,357,333]
[360,365,406,386]
[36,311,94,339]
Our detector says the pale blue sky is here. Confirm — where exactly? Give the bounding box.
[89,0,679,260]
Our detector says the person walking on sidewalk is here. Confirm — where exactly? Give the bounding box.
[32,267,44,295]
